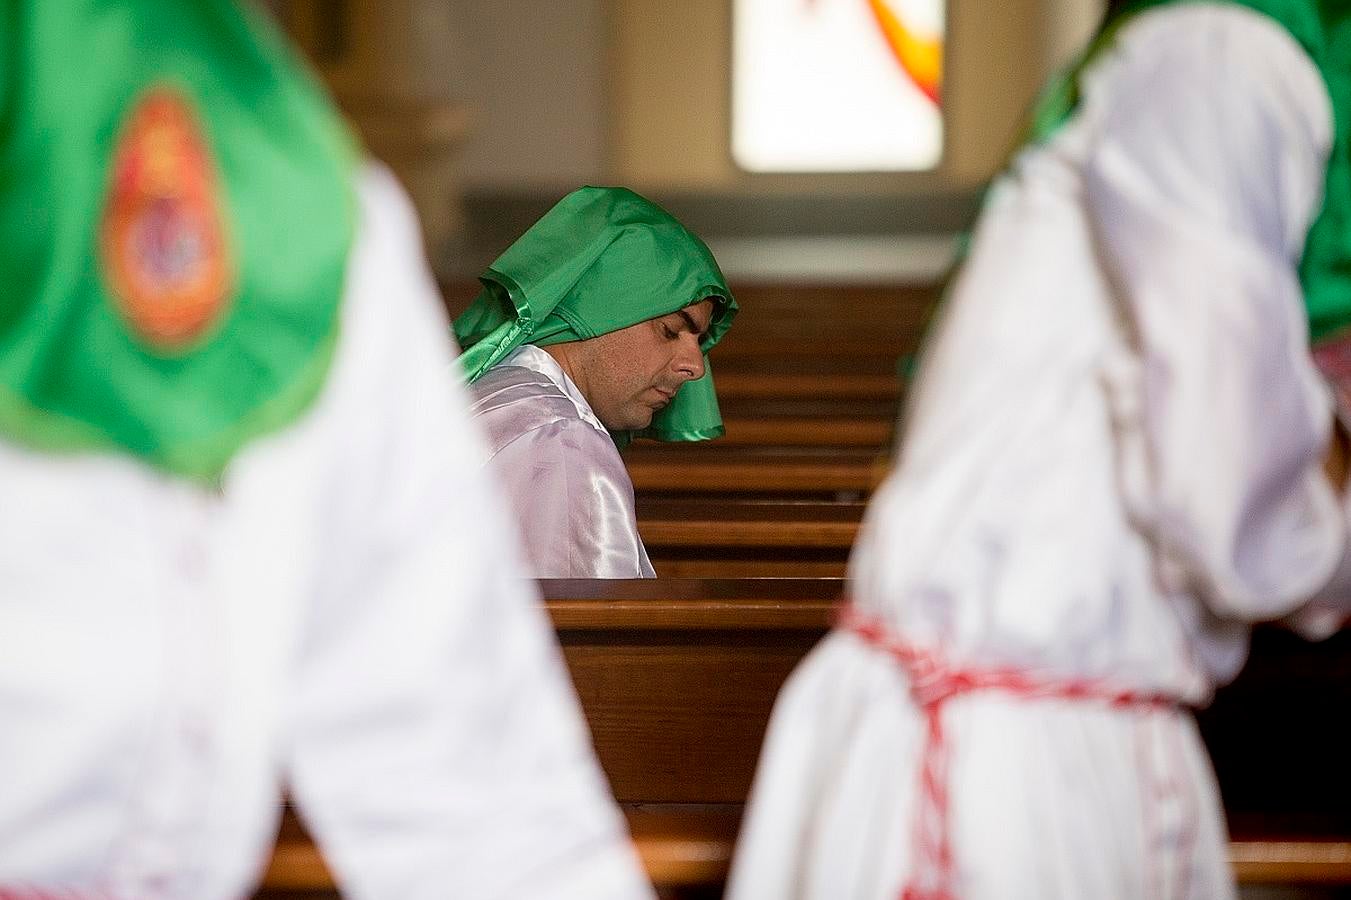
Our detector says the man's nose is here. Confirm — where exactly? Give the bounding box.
[674,336,706,381]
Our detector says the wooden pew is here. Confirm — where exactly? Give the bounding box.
[625,445,886,497]
[715,416,892,448]
[712,372,899,402]
[622,405,895,498]
[704,284,933,369]
[262,809,1351,896]
[637,498,863,549]
[636,497,863,578]
[259,579,1351,896]
[259,578,836,899]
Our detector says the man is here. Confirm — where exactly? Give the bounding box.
[0,3,652,897]
[729,2,1351,898]
[453,187,737,578]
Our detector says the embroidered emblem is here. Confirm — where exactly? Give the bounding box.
[101,86,232,349]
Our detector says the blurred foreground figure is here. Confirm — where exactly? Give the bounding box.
[454,188,736,577]
[729,2,1351,898]
[0,3,651,898]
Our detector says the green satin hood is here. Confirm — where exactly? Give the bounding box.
[0,0,355,483]
[454,186,737,444]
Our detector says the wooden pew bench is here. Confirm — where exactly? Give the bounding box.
[636,498,863,578]
[712,372,899,402]
[637,498,864,550]
[715,416,893,448]
[260,578,837,898]
[713,395,898,450]
[262,811,1351,896]
[626,445,886,498]
[258,580,1351,897]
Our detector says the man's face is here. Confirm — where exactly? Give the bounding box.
[572,299,716,432]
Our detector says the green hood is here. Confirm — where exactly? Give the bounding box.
[0,0,355,483]
[454,186,737,444]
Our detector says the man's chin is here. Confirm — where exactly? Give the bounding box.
[605,408,655,432]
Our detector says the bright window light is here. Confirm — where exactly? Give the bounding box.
[733,0,944,172]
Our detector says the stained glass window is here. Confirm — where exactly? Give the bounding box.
[733,0,944,172]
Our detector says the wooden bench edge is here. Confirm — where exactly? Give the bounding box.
[263,837,1351,889]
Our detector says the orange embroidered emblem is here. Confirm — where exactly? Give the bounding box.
[101,86,232,350]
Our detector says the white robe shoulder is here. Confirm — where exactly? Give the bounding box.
[468,349,656,578]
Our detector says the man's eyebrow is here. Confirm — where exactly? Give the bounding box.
[677,309,709,338]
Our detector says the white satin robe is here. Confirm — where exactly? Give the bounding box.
[0,165,654,900]
[729,7,1351,900]
[468,344,656,578]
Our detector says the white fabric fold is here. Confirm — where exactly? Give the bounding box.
[729,7,1342,899]
[1082,3,1341,622]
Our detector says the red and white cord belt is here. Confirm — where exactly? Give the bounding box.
[839,606,1180,900]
